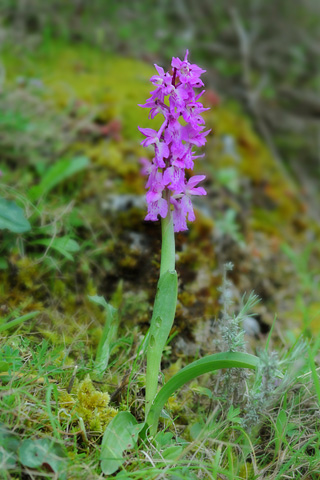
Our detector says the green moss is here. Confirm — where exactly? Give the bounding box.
[3,42,160,141]
[59,375,117,432]
[2,40,319,339]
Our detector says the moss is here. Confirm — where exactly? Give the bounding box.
[2,40,320,341]
[3,42,160,141]
[59,375,117,432]
[206,104,304,236]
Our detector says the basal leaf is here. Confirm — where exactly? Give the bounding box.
[0,425,20,468]
[19,438,47,468]
[100,412,144,475]
[146,352,259,436]
[18,438,67,478]
[0,198,31,233]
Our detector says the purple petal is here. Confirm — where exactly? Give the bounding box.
[181,195,195,221]
[138,127,158,138]
[187,175,206,188]
[154,64,165,77]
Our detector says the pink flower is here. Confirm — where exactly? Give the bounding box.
[138,126,170,168]
[171,50,206,86]
[139,51,210,232]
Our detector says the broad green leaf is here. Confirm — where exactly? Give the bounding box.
[18,438,67,478]
[100,412,144,475]
[154,431,174,448]
[0,361,10,372]
[0,311,40,333]
[31,236,80,261]
[28,155,89,201]
[146,270,178,415]
[189,422,204,440]
[88,295,119,377]
[0,425,20,468]
[145,352,259,436]
[162,445,183,461]
[0,198,31,233]
[19,438,47,468]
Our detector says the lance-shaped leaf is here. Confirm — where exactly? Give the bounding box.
[88,295,119,378]
[28,155,89,201]
[145,270,178,415]
[146,352,259,436]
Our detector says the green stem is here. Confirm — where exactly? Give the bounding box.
[145,206,177,418]
[160,200,175,277]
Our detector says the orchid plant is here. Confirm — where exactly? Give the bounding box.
[139,50,210,416]
[138,51,259,433]
[100,51,259,474]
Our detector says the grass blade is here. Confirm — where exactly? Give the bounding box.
[88,295,119,378]
[0,311,40,333]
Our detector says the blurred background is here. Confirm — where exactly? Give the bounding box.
[0,0,319,338]
[1,0,319,192]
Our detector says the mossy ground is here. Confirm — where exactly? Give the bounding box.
[1,41,320,479]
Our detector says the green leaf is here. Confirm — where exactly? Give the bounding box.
[154,431,174,448]
[189,422,204,440]
[19,438,47,468]
[274,409,288,456]
[146,270,178,415]
[0,311,40,333]
[31,236,80,261]
[226,405,242,424]
[0,361,10,372]
[0,425,20,468]
[162,445,183,461]
[0,257,8,270]
[100,412,144,475]
[0,198,31,233]
[18,438,67,478]
[190,386,213,399]
[309,348,320,406]
[145,352,259,436]
[88,295,119,377]
[28,155,89,201]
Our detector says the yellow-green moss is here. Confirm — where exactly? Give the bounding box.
[59,375,117,432]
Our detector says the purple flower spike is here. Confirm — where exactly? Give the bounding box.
[139,50,210,232]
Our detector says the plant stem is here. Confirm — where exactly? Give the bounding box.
[160,196,175,277]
